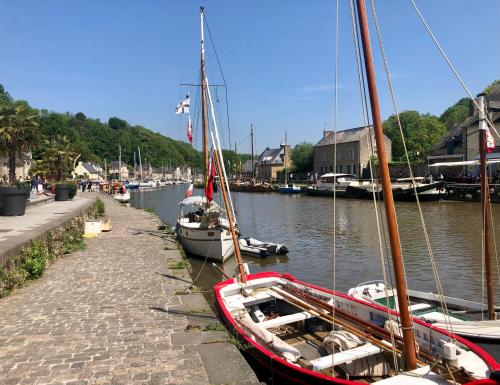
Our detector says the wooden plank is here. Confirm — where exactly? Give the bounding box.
[309,343,381,371]
[259,312,312,329]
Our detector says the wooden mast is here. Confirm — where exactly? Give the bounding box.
[478,94,495,320]
[284,132,288,186]
[213,141,247,283]
[355,0,418,369]
[200,6,209,184]
[251,124,255,179]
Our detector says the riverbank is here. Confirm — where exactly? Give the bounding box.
[0,195,259,385]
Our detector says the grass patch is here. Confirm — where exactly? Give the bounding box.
[169,260,189,270]
[203,322,226,332]
[228,336,252,351]
[144,207,156,215]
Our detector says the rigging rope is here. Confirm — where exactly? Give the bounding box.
[349,0,399,370]
[369,0,457,340]
[409,0,499,137]
[204,14,233,151]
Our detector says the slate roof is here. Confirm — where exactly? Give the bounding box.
[258,147,284,165]
[108,161,128,168]
[82,162,99,174]
[314,125,374,147]
[432,85,500,152]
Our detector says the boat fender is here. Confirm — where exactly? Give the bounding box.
[277,245,289,255]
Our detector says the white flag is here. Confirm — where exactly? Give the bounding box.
[175,95,190,114]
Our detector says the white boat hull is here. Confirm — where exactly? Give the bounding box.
[177,223,234,262]
[113,192,130,203]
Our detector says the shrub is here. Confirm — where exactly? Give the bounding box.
[68,181,77,199]
[21,240,49,279]
[0,265,27,297]
[95,198,105,217]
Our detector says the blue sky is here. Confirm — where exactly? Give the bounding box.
[0,0,499,155]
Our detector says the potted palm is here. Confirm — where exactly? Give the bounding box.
[0,97,39,216]
[39,136,77,201]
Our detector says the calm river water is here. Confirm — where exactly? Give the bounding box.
[130,185,500,359]
[131,185,500,301]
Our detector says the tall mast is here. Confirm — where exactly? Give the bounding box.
[138,146,143,181]
[356,0,417,369]
[133,151,136,179]
[284,132,288,185]
[118,143,122,181]
[251,124,255,179]
[200,6,209,184]
[478,94,495,320]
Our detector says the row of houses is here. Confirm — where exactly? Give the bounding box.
[72,161,192,181]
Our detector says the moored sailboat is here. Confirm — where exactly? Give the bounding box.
[214,1,500,383]
[175,7,235,263]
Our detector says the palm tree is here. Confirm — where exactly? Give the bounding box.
[0,101,39,184]
[40,136,77,181]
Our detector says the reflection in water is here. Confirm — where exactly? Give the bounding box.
[130,186,500,302]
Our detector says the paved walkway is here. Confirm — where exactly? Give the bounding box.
[0,196,259,385]
[0,193,97,266]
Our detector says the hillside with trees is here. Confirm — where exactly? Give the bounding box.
[1,84,251,176]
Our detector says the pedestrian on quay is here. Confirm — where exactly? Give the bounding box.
[37,178,43,195]
[30,176,37,193]
[87,179,92,192]
[80,179,86,192]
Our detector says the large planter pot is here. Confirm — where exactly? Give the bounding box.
[55,184,71,201]
[0,186,30,216]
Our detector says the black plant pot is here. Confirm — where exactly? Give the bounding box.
[0,186,30,216]
[55,184,71,201]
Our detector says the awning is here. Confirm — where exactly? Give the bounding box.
[178,196,207,206]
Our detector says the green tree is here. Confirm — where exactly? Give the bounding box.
[383,111,446,162]
[0,100,40,184]
[484,80,500,95]
[38,136,78,181]
[291,142,314,173]
[439,98,470,129]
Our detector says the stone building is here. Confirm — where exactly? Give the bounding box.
[430,86,500,175]
[108,161,129,180]
[256,144,292,182]
[0,152,32,182]
[72,161,103,182]
[313,126,392,178]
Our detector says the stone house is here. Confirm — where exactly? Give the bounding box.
[430,86,500,176]
[72,161,102,182]
[256,144,292,182]
[108,161,129,180]
[0,152,32,182]
[313,126,392,178]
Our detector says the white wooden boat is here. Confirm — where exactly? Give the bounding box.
[349,281,500,341]
[215,272,499,385]
[113,191,130,203]
[238,237,289,258]
[176,196,234,262]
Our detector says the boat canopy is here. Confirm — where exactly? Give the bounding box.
[178,196,207,206]
[430,159,500,167]
[320,173,356,178]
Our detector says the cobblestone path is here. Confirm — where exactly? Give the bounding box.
[0,197,215,385]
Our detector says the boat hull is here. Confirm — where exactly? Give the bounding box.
[177,224,234,262]
[277,187,302,194]
[214,272,499,385]
[113,192,130,203]
[345,182,445,202]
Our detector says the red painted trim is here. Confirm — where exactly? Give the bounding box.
[213,271,500,384]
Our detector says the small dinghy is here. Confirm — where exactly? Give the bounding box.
[238,237,289,258]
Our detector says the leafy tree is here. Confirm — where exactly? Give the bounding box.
[0,84,12,104]
[439,98,470,129]
[484,80,500,95]
[291,142,314,173]
[0,100,40,184]
[75,112,87,120]
[108,117,128,130]
[383,111,446,162]
[38,136,78,181]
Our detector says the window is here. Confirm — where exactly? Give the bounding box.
[329,166,333,172]
[347,165,351,174]
[353,165,356,175]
